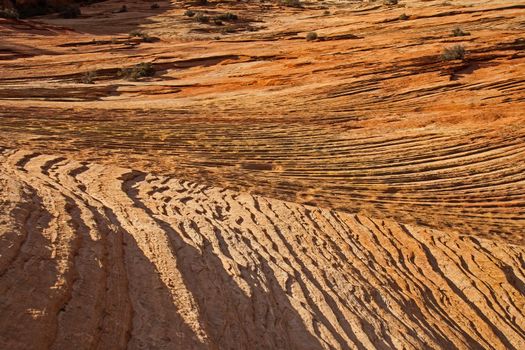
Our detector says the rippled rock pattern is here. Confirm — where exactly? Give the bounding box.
[1,150,524,349]
[0,0,524,349]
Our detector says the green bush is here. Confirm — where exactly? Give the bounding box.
[282,0,302,8]
[452,27,469,37]
[129,30,144,37]
[306,31,318,41]
[216,12,238,21]
[220,26,236,34]
[129,30,155,42]
[195,13,209,23]
[119,62,155,81]
[0,8,19,19]
[442,45,465,61]
[80,71,96,84]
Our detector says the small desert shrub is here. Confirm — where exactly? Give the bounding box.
[383,0,398,5]
[129,30,144,37]
[214,19,223,26]
[151,3,160,9]
[398,13,409,20]
[60,4,81,19]
[119,62,155,81]
[282,0,302,8]
[129,30,155,42]
[452,27,469,37]
[195,13,209,23]
[117,5,127,13]
[184,9,195,17]
[0,8,19,19]
[216,12,238,21]
[195,0,208,6]
[306,31,318,41]
[142,35,156,43]
[442,44,465,61]
[80,71,96,84]
[220,26,236,34]
[323,10,330,15]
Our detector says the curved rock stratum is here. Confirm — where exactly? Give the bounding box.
[1,149,524,349]
[0,0,524,349]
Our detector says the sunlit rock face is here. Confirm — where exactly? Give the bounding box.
[0,0,524,348]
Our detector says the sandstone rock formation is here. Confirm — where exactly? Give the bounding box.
[0,0,524,348]
[1,149,524,349]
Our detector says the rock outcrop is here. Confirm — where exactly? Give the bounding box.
[0,0,524,348]
[1,149,524,349]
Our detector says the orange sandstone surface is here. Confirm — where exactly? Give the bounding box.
[0,0,524,349]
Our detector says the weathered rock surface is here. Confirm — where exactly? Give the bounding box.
[1,149,524,349]
[0,0,524,348]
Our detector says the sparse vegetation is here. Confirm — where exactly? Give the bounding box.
[0,8,19,19]
[184,9,196,17]
[306,31,318,41]
[383,0,399,5]
[323,10,330,16]
[129,30,141,37]
[129,30,155,43]
[59,4,81,19]
[220,26,236,34]
[80,71,96,84]
[151,3,160,9]
[282,0,302,8]
[195,13,209,23]
[452,27,470,37]
[117,5,127,13]
[399,13,409,20]
[216,12,238,21]
[119,62,155,81]
[442,44,466,61]
[143,35,156,43]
